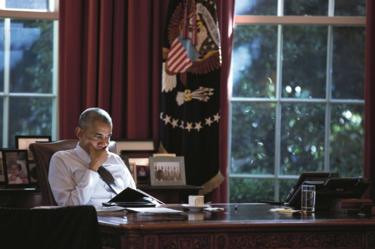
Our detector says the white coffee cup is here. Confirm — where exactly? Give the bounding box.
[188,195,204,207]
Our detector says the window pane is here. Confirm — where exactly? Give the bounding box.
[231,0,365,203]
[284,0,328,16]
[280,103,325,175]
[0,20,4,92]
[10,20,53,93]
[231,102,275,174]
[6,0,48,10]
[232,25,277,98]
[330,104,364,177]
[9,97,52,147]
[0,98,3,143]
[282,26,327,98]
[235,0,276,15]
[334,0,365,16]
[332,27,365,99]
[229,178,274,202]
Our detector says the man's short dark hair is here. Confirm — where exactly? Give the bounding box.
[78,107,112,129]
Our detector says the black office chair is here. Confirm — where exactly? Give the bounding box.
[0,205,101,249]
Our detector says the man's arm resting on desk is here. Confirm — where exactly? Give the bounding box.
[48,153,101,206]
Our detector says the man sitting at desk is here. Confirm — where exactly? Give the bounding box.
[49,107,136,206]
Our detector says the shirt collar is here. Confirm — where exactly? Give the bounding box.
[74,143,91,163]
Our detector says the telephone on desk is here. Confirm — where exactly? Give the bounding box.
[284,172,370,212]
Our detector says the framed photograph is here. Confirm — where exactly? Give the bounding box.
[3,149,31,186]
[149,156,186,186]
[128,157,150,186]
[115,140,155,155]
[116,140,156,158]
[16,135,51,160]
[0,151,5,184]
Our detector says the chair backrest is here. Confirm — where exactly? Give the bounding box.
[30,139,78,205]
[30,139,117,205]
[0,205,101,249]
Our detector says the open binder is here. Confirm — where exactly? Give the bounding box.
[102,187,164,207]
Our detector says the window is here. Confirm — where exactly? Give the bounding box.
[229,0,365,202]
[0,0,58,147]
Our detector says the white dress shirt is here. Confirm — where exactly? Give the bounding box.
[48,143,136,206]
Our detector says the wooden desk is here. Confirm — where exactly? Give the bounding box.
[0,185,201,208]
[98,203,375,249]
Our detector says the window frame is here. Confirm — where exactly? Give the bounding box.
[229,2,366,201]
[0,0,59,147]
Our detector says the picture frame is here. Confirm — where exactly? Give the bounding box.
[128,157,150,186]
[149,156,186,186]
[0,151,5,184]
[2,149,31,187]
[116,140,156,186]
[16,135,51,161]
[116,140,155,155]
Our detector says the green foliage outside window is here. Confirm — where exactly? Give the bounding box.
[230,1,365,203]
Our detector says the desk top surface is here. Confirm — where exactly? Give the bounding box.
[98,203,375,230]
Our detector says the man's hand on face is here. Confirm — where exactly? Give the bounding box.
[88,143,109,172]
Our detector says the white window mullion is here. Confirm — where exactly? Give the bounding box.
[274,24,283,201]
[226,60,234,201]
[49,0,59,12]
[234,16,365,26]
[2,18,10,147]
[278,0,284,16]
[0,0,4,146]
[51,20,58,140]
[324,25,334,172]
[328,0,335,17]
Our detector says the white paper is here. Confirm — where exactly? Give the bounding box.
[95,205,127,213]
[125,207,182,214]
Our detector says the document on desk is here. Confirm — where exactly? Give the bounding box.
[125,207,182,214]
[95,205,127,214]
